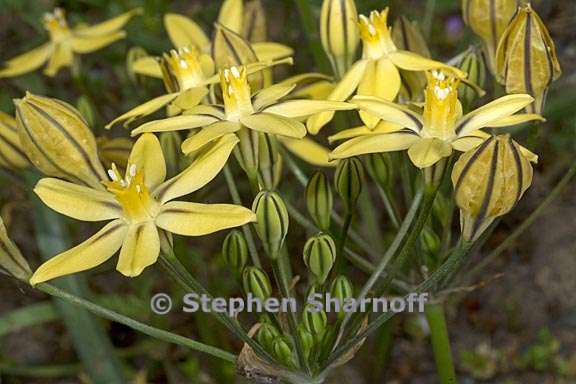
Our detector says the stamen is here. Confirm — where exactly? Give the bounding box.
[368,24,377,36]
[136,185,142,193]
[107,169,118,181]
[230,66,240,78]
[129,164,137,177]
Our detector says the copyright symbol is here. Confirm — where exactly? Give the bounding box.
[151,293,172,315]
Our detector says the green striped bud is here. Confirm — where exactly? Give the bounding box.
[320,0,360,78]
[222,230,249,273]
[0,112,29,170]
[334,157,364,211]
[458,46,486,109]
[452,135,536,241]
[305,171,333,231]
[303,233,336,284]
[256,323,281,352]
[242,266,272,300]
[421,228,441,257]
[303,305,328,338]
[330,275,353,318]
[365,153,392,188]
[14,93,106,189]
[272,338,294,367]
[298,325,314,359]
[0,217,32,282]
[252,191,289,258]
[257,133,282,190]
[159,131,183,178]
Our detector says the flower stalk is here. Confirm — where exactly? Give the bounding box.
[425,302,457,384]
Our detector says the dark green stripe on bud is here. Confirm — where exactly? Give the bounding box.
[257,133,282,190]
[334,157,364,211]
[303,233,336,284]
[298,325,314,359]
[256,323,281,352]
[303,305,328,338]
[222,230,249,273]
[252,191,289,258]
[458,46,486,109]
[242,266,272,300]
[330,275,353,319]
[365,153,392,188]
[272,337,294,367]
[306,171,333,231]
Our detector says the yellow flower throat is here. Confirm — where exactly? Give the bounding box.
[422,70,461,140]
[220,66,254,121]
[358,9,397,60]
[43,8,71,43]
[104,164,158,222]
[160,47,205,93]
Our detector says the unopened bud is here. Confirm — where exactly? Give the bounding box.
[365,152,392,187]
[0,112,29,170]
[0,217,32,282]
[257,133,282,190]
[272,337,294,367]
[15,93,106,189]
[303,233,336,284]
[303,305,328,338]
[97,136,132,172]
[330,275,354,319]
[298,325,314,359]
[256,323,281,351]
[457,46,486,109]
[334,157,364,211]
[222,230,249,272]
[252,191,289,258]
[306,171,333,231]
[242,266,272,300]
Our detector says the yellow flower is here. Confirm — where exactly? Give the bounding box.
[30,133,255,284]
[331,70,542,168]
[0,112,29,170]
[307,7,464,134]
[495,3,561,114]
[462,0,517,74]
[452,134,535,240]
[132,65,353,168]
[0,8,140,78]
[132,0,292,79]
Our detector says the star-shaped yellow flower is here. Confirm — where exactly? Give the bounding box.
[0,8,140,78]
[30,133,255,284]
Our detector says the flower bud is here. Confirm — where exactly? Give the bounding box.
[272,337,294,367]
[457,46,486,109]
[334,157,364,212]
[462,0,517,74]
[421,227,441,256]
[303,305,328,338]
[330,275,353,319]
[159,131,183,178]
[320,0,360,78]
[126,46,150,84]
[0,217,32,282]
[97,137,132,172]
[303,233,336,284]
[495,3,561,114]
[365,152,392,187]
[242,266,272,300]
[298,325,314,358]
[452,135,536,241]
[222,229,249,273]
[306,171,333,231]
[257,133,282,190]
[252,191,289,258]
[242,0,266,43]
[256,323,281,351]
[15,93,106,189]
[0,112,29,170]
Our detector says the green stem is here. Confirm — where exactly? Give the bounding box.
[425,302,457,384]
[334,211,353,274]
[223,165,262,268]
[375,182,401,229]
[36,283,236,363]
[465,161,576,281]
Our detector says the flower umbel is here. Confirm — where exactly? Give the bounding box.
[29,133,255,284]
[331,70,542,168]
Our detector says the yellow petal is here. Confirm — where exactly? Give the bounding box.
[407,138,452,168]
[252,83,297,111]
[276,72,334,100]
[352,96,423,132]
[29,220,127,285]
[279,137,335,167]
[240,113,306,138]
[328,121,403,143]
[171,87,209,111]
[330,130,419,159]
[164,13,210,50]
[153,134,238,203]
[128,134,166,189]
[131,56,163,78]
[106,93,180,129]
[73,8,141,37]
[183,105,225,119]
[71,31,125,53]
[388,50,465,78]
[253,42,294,61]
[217,0,244,34]
[487,113,545,127]
[44,44,73,77]
[34,178,122,221]
[181,121,241,154]
[451,131,490,152]
[0,112,29,168]
[117,221,159,277]
[455,94,535,137]
[0,43,52,78]
[358,58,401,127]
[262,100,354,118]
[156,201,255,236]
[131,114,220,135]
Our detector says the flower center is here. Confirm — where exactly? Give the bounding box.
[422,70,461,140]
[358,9,397,60]
[43,8,71,43]
[104,164,158,222]
[220,66,254,122]
[160,47,207,93]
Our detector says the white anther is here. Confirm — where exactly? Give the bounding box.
[368,24,377,36]
[129,164,137,177]
[107,169,118,181]
[433,85,450,100]
[179,59,188,69]
[136,185,142,193]
[230,66,240,78]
